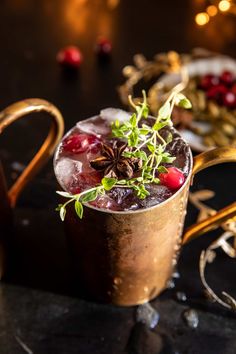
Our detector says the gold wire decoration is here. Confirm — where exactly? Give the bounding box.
[189,190,236,310]
[118,48,219,115]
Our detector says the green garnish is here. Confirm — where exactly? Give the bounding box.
[56,87,191,221]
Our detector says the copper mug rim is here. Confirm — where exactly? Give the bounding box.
[53,117,194,215]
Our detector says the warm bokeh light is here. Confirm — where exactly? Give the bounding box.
[107,0,120,9]
[195,12,210,25]
[218,0,231,12]
[206,5,218,16]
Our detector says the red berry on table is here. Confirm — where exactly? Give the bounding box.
[159,167,185,190]
[220,70,234,86]
[62,134,100,154]
[199,74,219,91]
[95,38,112,56]
[57,46,83,68]
[222,91,236,108]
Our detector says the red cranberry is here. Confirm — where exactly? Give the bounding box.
[206,84,227,103]
[95,38,112,56]
[220,70,234,86]
[159,167,185,190]
[222,91,236,108]
[199,74,219,91]
[57,46,83,68]
[63,134,99,154]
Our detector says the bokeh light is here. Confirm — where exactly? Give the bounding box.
[206,5,218,17]
[218,0,231,12]
[195,12,210,25]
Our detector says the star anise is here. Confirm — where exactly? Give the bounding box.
[90,141,142,178]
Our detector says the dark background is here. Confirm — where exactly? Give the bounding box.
[0,0,236,353]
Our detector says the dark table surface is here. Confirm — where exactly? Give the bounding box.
[1,0,236,353]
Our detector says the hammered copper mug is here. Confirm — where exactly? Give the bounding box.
[0,99,64,279]
[59,142,236,306]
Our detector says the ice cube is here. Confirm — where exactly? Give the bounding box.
[55,157,82,190]
[77,116,110,137]
[100,108,131,123]
[138,185,173,208]
[108,187,133,205]
[92,195,119,211]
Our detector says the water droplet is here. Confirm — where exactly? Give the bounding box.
[172,271,180,279]
[182,309,199,329]
[11,161,25,172]
[166,279,175,289]
[136,303,160,329]
[176,291,187,302]
[113,277,122,285]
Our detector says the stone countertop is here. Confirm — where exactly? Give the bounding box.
[0,282,236,354]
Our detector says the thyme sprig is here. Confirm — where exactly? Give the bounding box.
[56,86,191,221]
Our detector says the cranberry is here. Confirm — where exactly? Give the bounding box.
[206,84,227,103]
[199,74,219,91]
[62,133,100,154]
[95,38,112,56]
[57,46,83,68]
[159,167,185,190]
[222,91,236,108]
[220,70,234,86]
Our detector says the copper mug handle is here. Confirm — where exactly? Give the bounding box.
[183,147,236,244]
[0,98,64,207]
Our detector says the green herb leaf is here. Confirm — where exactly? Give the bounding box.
[158,101,171,118]
[81,189,98,203]
[102,177,118,191]
[115,119,120,128]
[178,98,192,109]
[153,122,168,131]
[147,143,155,153]
[157,166,168,173]
[59,206,66,221]
[153,178,160,184]
[139,128,150,135]
[75,200,83,219]
[130,113,137,127]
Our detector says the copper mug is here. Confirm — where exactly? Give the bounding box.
[57,126,236,306]
[0,99,64,279]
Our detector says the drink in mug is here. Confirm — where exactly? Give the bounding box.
[54,96,236,306]
[54,109,191,211]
